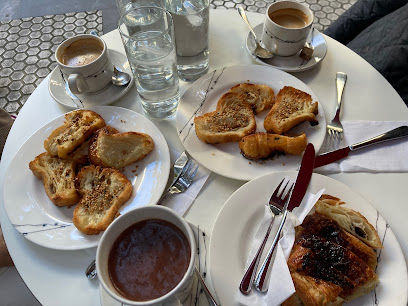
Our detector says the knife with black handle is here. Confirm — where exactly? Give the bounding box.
[314,126,408,168]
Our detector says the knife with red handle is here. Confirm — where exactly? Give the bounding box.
[254,143,315,292]
[314,126,408,168]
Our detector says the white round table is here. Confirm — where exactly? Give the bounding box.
[1,10,407,305]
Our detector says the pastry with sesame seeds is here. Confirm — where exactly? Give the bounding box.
[264,86,318,135]
[229,83,275,114]
[73,165,132,235]
[194,92,257,144]
[44,109,106,159]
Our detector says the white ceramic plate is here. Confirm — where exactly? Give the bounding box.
[176,64,326,181]
[246,25,327,73]
[3,106,170,250]
[209,172,408,306]
[98,223,212,306]
[48,49,134,109]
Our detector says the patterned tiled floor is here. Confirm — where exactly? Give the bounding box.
[0,0,358,116]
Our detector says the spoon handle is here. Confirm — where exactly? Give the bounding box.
[237,7,258,40]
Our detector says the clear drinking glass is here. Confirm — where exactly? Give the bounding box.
[116,0,165,16]
[118,7,180,118]
[166,0,210,81]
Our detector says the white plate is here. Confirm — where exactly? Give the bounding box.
[209,172,408,306]
[3,106,170,250]
[176,64,326,181]
[48,49,134,109]
[246,25,327,73]
[99,223,212,306]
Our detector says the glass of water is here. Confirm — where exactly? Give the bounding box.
[118,6,180,118]
[166,0,210,81]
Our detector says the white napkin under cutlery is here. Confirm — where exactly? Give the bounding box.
[235,189,325,306]
[317,121,408,173]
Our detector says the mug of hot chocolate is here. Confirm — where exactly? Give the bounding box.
[55,34,114,95]
[262,0,313,56]
[96,205,197,305]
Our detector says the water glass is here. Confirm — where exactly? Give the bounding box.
[166,0,210,81]
[118,7,180,118]
[116,0,165,16]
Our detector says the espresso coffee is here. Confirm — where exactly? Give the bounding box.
[108,219,191,301]
[60,38,103,66]
[269,8,310,29]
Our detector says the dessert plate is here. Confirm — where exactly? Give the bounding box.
[3,106,170,250]
[246,25,327,72]
[210,172,407,305]
[48,50,134,109]
[176,64,326,181]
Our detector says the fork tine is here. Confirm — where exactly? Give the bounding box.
[271,178,285,198]
[282,183,294,202]
[187,165,199,183]
[181,159,192,175]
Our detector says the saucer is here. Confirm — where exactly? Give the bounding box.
[246,24,327,73]
[48,49,134,109]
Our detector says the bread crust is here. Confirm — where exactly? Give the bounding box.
[239,132,307,160]
[29,152,81,207]
[194,93,256,144]
[229,83,275,114]
[44,109,106,159]
[89,126,154,169]
[264,86,318,134]
[315,195,383,249]
[73,165,132,235]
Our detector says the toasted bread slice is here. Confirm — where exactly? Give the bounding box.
[89,126,154,169]
[239,132,307,160]
[315,196,383,248]
[194,92,256,144]
[44,109,106,159]
[264,86,318,134]
[228,83,275,114]
[73,165,132,235]
[29,152,84,207]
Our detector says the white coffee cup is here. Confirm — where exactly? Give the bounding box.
[262,0,313,56]
[96,205,197,305]
[55,34,114,95]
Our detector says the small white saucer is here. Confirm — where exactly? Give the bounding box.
[246,24,327,73]
[48,49,134,109]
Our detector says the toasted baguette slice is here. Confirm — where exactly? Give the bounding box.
[194,92,256,144]
[239,132,307,160]
[44,109,106,159]
[315,196,383,248]
[89,126,154,169]
[228,83,275,114]
[73,165,132,235]
[29,152,83,207]
[264,86,318,134]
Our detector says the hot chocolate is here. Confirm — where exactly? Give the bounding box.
[108,219,191,301]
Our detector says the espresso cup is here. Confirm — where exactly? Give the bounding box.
[55,34,114,95]
[96,206,197,305]
[262,0,313,56]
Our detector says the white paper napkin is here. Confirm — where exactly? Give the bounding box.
[235,189,325,306]
[317,121,408,173]
[161,149,211,216]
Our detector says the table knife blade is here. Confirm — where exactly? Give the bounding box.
[314,126,408,168]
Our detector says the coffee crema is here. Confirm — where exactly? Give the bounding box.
[108,219,191,302]
[60,38,103,67]
[269,8,310,29]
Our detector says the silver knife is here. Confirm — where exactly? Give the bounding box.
[254,143,315,292]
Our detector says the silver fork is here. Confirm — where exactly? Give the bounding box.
[327,72,347,140]
[239,178,294,295]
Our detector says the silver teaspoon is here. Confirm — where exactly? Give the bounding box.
[237,7,274,59]
[85,259,97,279]
[112,66,131,86]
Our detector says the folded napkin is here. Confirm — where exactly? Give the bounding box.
[161,149,211,216]
[235,188,325,306]
[317,121,408,173]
